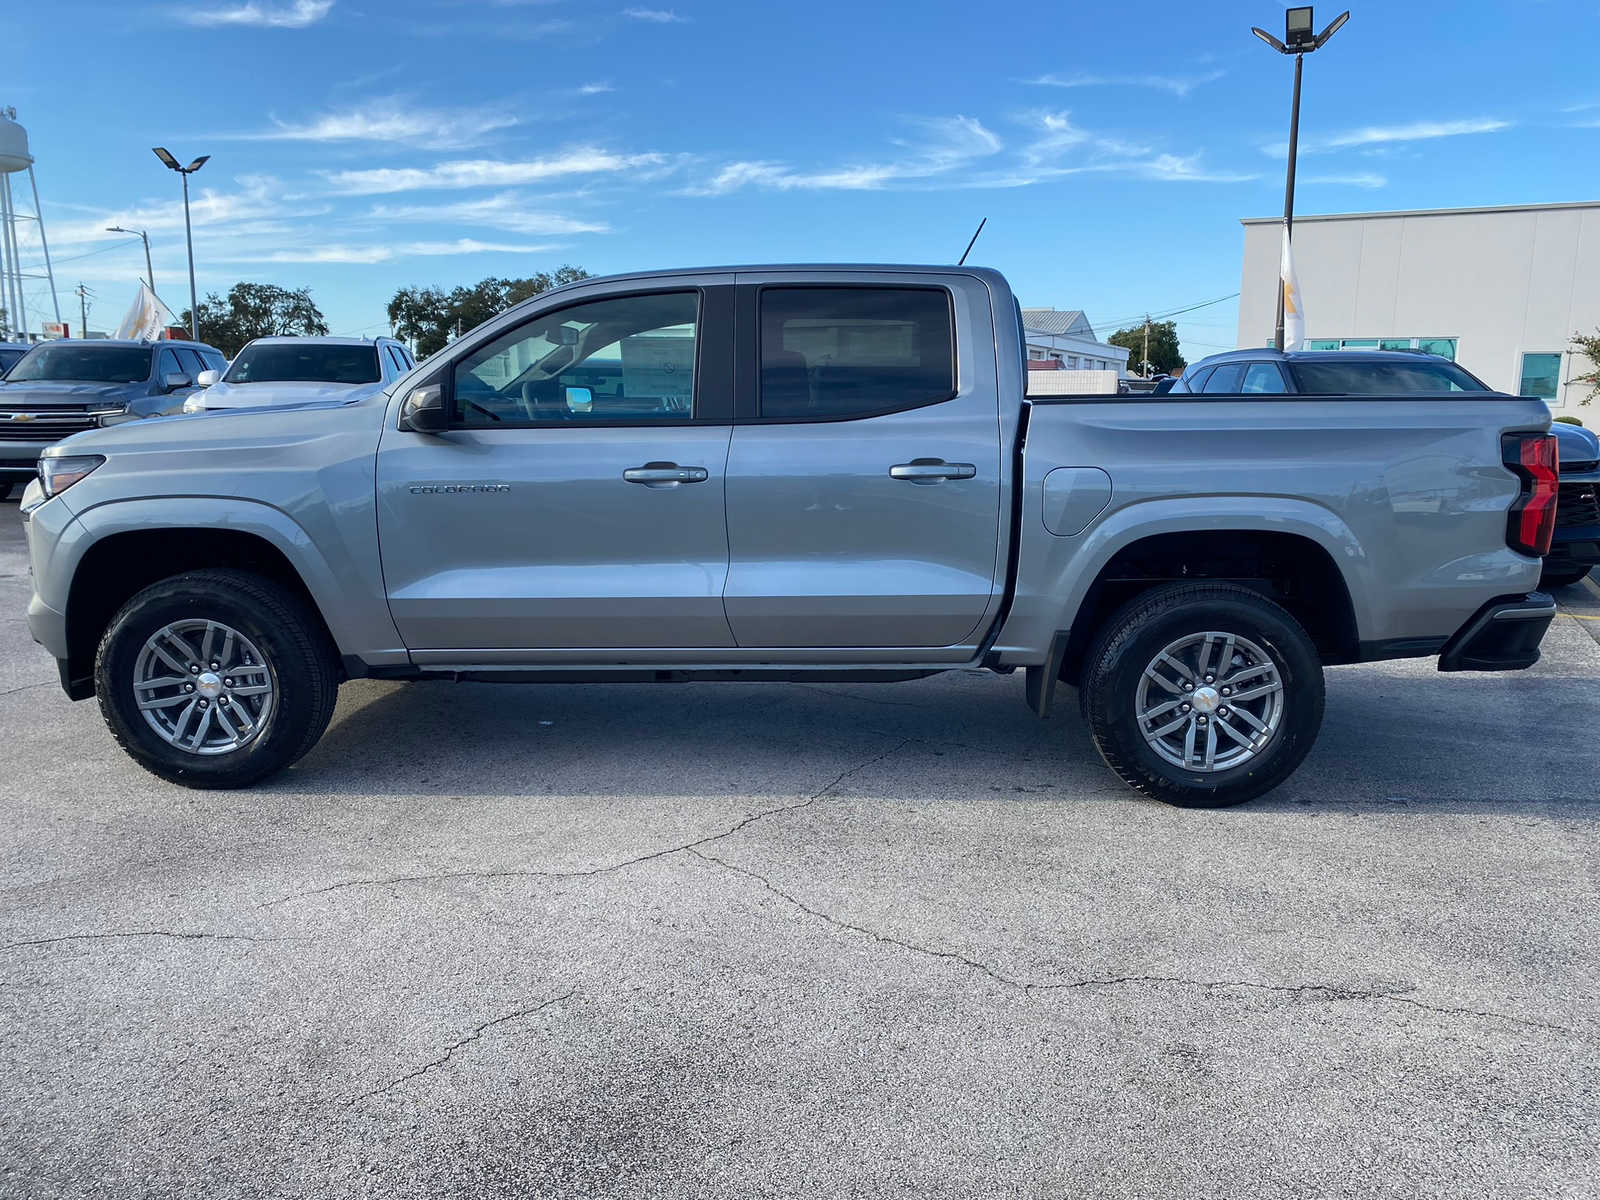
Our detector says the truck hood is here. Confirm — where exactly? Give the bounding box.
[44,389,388,460]
[196,379,384,410]
[1553,420,1600,469]
[0,379,146,409]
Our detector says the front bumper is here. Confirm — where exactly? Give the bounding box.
[1437,592,1556,672]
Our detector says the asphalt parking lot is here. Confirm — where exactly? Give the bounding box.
[2,495,1598,1199]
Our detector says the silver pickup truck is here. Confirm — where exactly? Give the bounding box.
[19,265,1561,806]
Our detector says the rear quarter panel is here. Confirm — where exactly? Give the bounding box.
[995,396,1552,661]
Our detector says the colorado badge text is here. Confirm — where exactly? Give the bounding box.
[408,482,511,495]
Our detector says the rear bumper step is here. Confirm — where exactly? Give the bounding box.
[1437,591,1556,672]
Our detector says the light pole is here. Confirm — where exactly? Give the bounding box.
[105,225,154,294]
[151,147,209,340]
[1252,7,1349,351]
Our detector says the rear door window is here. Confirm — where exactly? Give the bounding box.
[1201,363,1246,393]
[1241,362,1288,393]
[758,287,955,420]
[1288,360,1489,394]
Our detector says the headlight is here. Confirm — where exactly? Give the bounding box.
[182,395,206,413]
[37,454,106,499]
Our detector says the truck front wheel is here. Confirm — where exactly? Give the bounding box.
[1079,582,1324,807]
[94,569,339,789]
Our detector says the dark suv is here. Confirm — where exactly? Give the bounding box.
[0,338,227,490]
[1173,348,1597,589]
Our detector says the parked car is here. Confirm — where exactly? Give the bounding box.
[0,341,29,376]
[183,336,416,414]
[1544,419,1599,588]
[1174,347,1597,589]
[0,338,226,492]
[21,266,1558,806]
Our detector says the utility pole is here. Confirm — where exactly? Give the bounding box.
[151,148,210,340]
[1142,315,1151,378]
[106,226,155,294]
[74,282,92,338]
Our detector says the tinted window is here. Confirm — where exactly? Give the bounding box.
[454,291,698,426]
[1517,353,1562,401]
[1241,362,1287,394]
[7,343,152,384]
[759,287,954,420]
[385,345,409,376]
[1289,360,1489,394]
[157,348,184,382]
[226,343,382,385]
[175,348,207,377]
[203,351,228,374]
[0,347,23,374]
[1201,363,1246,393]
[1176,366,1214,393]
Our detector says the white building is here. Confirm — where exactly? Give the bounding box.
[1022,309,1130,378]
[1238,201,1600,410]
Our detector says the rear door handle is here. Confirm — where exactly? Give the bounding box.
[623,462,710,487]
[889,459,977,484]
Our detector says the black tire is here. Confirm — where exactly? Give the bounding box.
[1079,582,1325,807]
[94,569,339,788]
[1538,563,1593,589]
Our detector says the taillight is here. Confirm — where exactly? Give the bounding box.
[1501,432,1559,557]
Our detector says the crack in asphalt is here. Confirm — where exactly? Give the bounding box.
[689,850,1575,1036]
[0,679,55,700]
[2,929,291,952]
[344,989,576,1108]
[261,738,914,909]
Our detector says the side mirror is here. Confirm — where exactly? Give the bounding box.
[162,372,193,393]
[564,385,593,413]
[398,383,448,434]
[196,369,219,387]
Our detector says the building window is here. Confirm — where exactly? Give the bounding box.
[1518,352,1563,401]
[1067,355,1078,368]
[1307,339,1339,351]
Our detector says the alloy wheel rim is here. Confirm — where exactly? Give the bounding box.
[132,620,275,756]
[1135,631,1284,773]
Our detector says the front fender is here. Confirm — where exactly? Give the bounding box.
[64,495,407,667]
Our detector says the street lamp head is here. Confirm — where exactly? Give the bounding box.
[152,146,180,170]
[184,155,210,173]
[1251,25,1290,53]
[1285,6,1316,49]
[1314,10,1350,49]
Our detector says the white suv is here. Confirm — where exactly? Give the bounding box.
[184,336,416,413]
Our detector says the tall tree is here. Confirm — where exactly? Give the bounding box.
[1108,319,1186,377]
[180,282,329,357]
[388,267,589,358]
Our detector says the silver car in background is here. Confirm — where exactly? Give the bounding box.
[183,336,416,413]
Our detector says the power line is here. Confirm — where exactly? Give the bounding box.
[1098,291,1241,333]
[50,237,144,266]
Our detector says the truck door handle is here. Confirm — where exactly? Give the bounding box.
[889,459,977,484]
[623,462,710,487]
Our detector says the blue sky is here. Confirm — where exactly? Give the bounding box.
[10,0,1600,357]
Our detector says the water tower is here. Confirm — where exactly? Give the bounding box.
[0,108,62,340]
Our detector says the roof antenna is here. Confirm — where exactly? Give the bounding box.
[957,217,987,266]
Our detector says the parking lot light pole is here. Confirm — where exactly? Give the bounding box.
[106,225,154,294]
[152,147,209,340]
[1251,7,1350,351]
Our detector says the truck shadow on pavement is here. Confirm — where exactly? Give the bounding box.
[272,656,1600,816]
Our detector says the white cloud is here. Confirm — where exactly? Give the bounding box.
[322,148,666,194]
[180,0,332,28]
[398,239,562,256]
[1302,172,1388,189]
[239,102,519,149]
[690,115,1001,194]
[368,193,610,235]
[226,245,394,264]
[578,82,615,95]
[1266,117,1512,156]
[1027,69,1225,99]
[622,7,687,20]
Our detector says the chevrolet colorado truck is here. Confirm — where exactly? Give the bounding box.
[19,266,1561,806]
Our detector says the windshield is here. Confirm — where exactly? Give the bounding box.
[1289,359,1490,394]
[225,343,381,385]
[6,343,151,384]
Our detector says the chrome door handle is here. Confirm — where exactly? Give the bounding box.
[623,462,710,487]
[889,459,977,484]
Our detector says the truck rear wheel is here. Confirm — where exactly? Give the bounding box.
[94,569,339,789]
[1079,582,1324,807]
